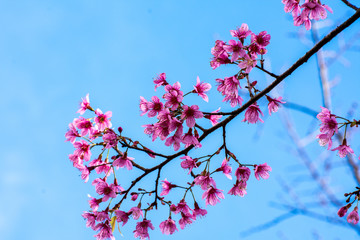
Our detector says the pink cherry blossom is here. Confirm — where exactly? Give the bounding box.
[251,31,271,48]
[331,142,354,158]
[94,109,112,131]
[89,157,112,175]
[153,73,168,91]
[83,212,97,229]
[223,39,246,62]
[160,178,175,196]
[115,210,130,226]
[65,122,80,143]
[173,200,192,215]
[75,117,93,136]
[113,153,134,170]
[73,140,92,161]
[205,108,222,126]
[133,219,154,240]
[88,196,102,212]
[228,180,247,197]
[217,158,232,179]
[94,221,115,240]
[129,206,144,220]
[178,212,195,229]
[94,179,122,202]
[180,156,198,174]
[254,163,272,180]
[194,174,216,190]
[202,186,225,206]
[193,76,211,102]
[159,218,178,235]
[238,54,257,73]
[139,96,150,116]
[165,131,182,151]
[282,0,301,17]
[267,96,285,115]
[316,133,333,150]
[235,166,251,181]
[164,82,183,111]
[77,93,91,115]
[192,202,207,219]
[147,96,164,117]
[102,129,118,149]
[230,23,251,40]
[242,103,264,124]
[181,105,203,128]
[181,128,202,148]
[347,206,359,224]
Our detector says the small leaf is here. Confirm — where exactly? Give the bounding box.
[110,216,117,232]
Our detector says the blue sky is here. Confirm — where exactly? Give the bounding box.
[1,0,360,240]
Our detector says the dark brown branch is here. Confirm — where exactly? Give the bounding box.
[255,65,279,78]
[341,0,359,10]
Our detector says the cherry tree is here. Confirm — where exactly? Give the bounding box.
[66,1,360,239]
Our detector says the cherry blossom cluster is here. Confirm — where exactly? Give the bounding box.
[316,107,359,159]
[282,0,333,30]
[338,188,360,224]
[140,74,211,151]
[66,23,287,240]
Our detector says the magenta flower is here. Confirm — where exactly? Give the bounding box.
[317,106,331,121]
[65,122,80,143]
[251,31,271,48]
[83,212,96,230]
[338,205,350,218]
[319,116,338,135]
[75,117,93,136]
[192,202,207,219]
[181,105,203,128]
[147,96,164,117]
[223,39,246,62]
[113,154,134,170]
[89,157,112,175]
[139,96,150,116]
[129,207,144,220]
[302,1,332,21]
[159,218,178,235]
[94,109,112,131]
[238,54,257,73]
[347,206,359,224]
[94,221,115,240]
[235,166,251,181]
[94,179,122,202]
[88,196,102,212]
[316,133,333,150]
[180,156,198,174]
[217,158,232,179]
[102,130,118,149]
[193,76,211,102]
[181,128,202,148]
[133,219,154,240]
[178,212,195,229]
[242,103,264,124]
[160,178,176,196]
[228,180,247,197]
[73,140,92,161]
[254,163,272,180]
[173,199,192,215]
[164,82,183,111]
[331,142,354,158]
[202,186,225,206]
[77,93,91,115]
[266,96,285,115]
[194,174,216,190]
[282,0,301,17]
[230,23,251,40]
[205,108,222,126]
[165,131,182,151]
[153,73,168,91]
[115,210,130,226]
